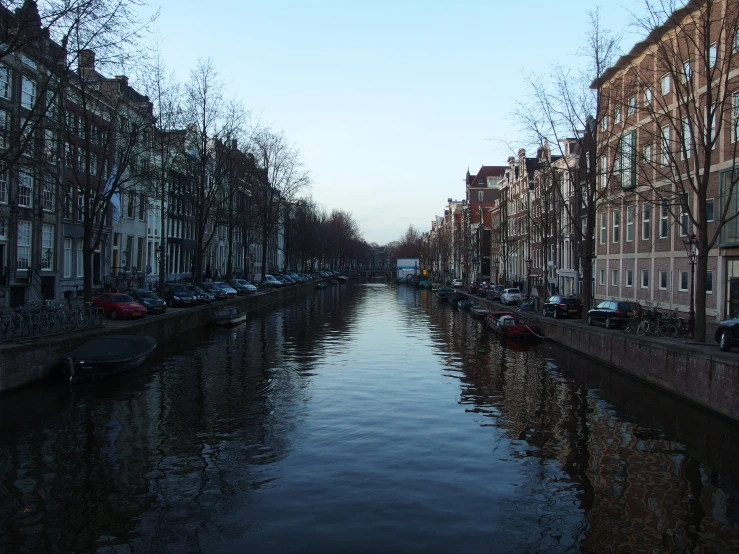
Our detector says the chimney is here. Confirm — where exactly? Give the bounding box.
[78,49,95,70]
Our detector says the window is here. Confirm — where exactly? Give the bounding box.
[65,143,73,168]
[643,144,651,163]
[600,156,607,188]
[661,73,671,95]
[641,269,650,288]
[682,117,691,158]
[63,238,71,278]
[620,130,636,188]
[477,190,484,202]
[0,66,9,98]
[707,270,713,293]
[659,270,668,290]
[682,60,692,82]
[600,212,607,244]
[599,268,605,285]
[41,224,53,271]
[734,94,739,142]
[127,191,135,218]
[628,97,636,115]
[90,152,97,176]
[735,28,739,52]
[612,269,619,286]
[661,125,670,165]
[20,77,35,109]
[0,109,8,148]
[626,206,634,242]
[644,87,652,105]
[709,43,717,67]
[626,269,633,287]
[0,170,6,203]
[46,90,56,119]
[65,110,75,133]
[680,210,689,236]
[660,201,669,238]
[613,209,620,243]
[18,170,33,207]
[44,129,57,162]
[139,193,146,220]
[21,55,37,69]
[0,217,6,239]
[77,189,84,222]
[17,221,31,270]
[679,270,689,292]
[76,239,84,277]
[42,179,54,211]
[614,106,621,124]
[602,114,609,131]
[707,198,714,222]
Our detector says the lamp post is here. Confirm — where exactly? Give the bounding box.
[525,258,532,300]
[683,233,697,338]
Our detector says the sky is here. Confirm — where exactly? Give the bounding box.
[140,0,646,245]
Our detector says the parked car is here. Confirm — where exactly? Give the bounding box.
[202,282,229,301]
[264,275,284,288]
[163,283,197,307]
[586,300,635,329]
[187,284,214,305]
[715,318,739,351]
[486,285,506,302]
[213,281,238,298]
[123,289,167,315]
[228,280,251,295]
[468,282,481,295]
[451,279,464,288]
[231,279,257,294]
[92,293,147,320]
[500,288,522,306]
[542,295,583,319]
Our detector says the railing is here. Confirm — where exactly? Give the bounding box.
[0,301,105,342]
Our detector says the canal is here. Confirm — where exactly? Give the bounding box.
[1,283,739,553]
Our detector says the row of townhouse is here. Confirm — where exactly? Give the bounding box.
[424,0,739,324]
[0,1,284,307]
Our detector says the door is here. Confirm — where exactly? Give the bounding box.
[730,278,739,319]
[93,252,101,284]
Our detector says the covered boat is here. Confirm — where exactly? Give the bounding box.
[457,299,474,309]
[61,335,157,383]
[486,311,541,339]
[436,286,454,300]
[211,306,247,326]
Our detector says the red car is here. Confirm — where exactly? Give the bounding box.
[92,293,147,320]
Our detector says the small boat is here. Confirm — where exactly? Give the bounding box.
[61,335,157,383]
[470,306,489,319]
[486,311,541,339]
[211,306,247,326]
[336,275,348,284]
[448,292,466,305]
[431,282,441,291]
[436,286,454,300]
[316,281,329,289]
[457,299,474,309]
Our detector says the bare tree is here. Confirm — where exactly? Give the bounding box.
[248,127,309,280]
[624,0,739,342]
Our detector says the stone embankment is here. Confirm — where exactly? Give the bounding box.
[0,283,315,394]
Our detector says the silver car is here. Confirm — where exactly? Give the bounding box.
[501,288,522,306]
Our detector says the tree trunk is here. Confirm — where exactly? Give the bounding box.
[159,191,167,296]
[260,224,268,281]
[83,236,93,302]
[694,242,708,343]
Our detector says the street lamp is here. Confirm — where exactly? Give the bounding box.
[683,233,697,338]
[525,258,533,300]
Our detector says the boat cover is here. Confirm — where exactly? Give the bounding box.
[69,336,157,363]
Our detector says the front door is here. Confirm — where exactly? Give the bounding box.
[729,278,739,319]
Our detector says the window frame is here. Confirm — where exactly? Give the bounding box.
[642,203,651,241]
[18,170,33,207]
[659,270,668,290]
[20,76,36,109]
[661,73,671,95]
[613,209,620,243]
[706,198,715,222]
[600,212,607,244]
[707,270,713,294]
[679,270,689,292]
[659,201,669,238]
[611,268,619,287]
[599,268,605,286]
[626,205,634,242]
[626,268,633,287]
[641,269,650,289]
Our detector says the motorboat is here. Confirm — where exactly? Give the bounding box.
[436,286,454,300]
[61,335,157,383]
[448,292,466,305]
[486,311,541,339]
[211,306,247,326]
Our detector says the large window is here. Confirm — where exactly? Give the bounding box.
[661,74,671,95]
[0,170,6,203]
[18,170,33,207]
[77,189,84,222]
[679,270,689,292]
[139,193,146,220]
[642,203,651,240]
[626,206,634,242]
[706,198,715,222]
[613,209,620,243]
[127,191,135,218]
[661,126,670,165]
[42,179,54,211]
[611,269,619,287]
[641,269,650,289]
[0,109,8,148]
[620,130,636,189]
[626,269,633,287]
[76,239,84,277]
[41,224,54,271]
[659,201,669,238]
[63,238,72,278]
[600,212,607,244]
[20,77,35,109]
[719,169,739,245]
[0,66,9,98]
[682,117,691,158]
[659,270,668,290]
[17,221,31,270]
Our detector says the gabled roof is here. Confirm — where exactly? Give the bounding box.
[466,165,507,187]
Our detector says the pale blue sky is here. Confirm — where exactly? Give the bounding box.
[143,1,644,244]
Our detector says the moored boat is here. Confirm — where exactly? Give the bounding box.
[457,299,474,309]
[211,306,247,326]
[470,306,489,319]
[61,335,157,383]
[448,292,466,305]
[486,311,541,339]
[436,286,454,300]
[336,275,348,284]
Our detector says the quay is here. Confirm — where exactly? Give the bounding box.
[0,282,317,394]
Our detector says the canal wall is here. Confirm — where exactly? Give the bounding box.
[536,316,739,422]
[0,283,315,394]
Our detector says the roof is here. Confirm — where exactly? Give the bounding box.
[594,0,704,87]
[467,165,507,186]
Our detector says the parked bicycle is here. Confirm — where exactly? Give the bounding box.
[0,302,104,342]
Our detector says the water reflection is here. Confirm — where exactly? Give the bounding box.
[0,283,737,553]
